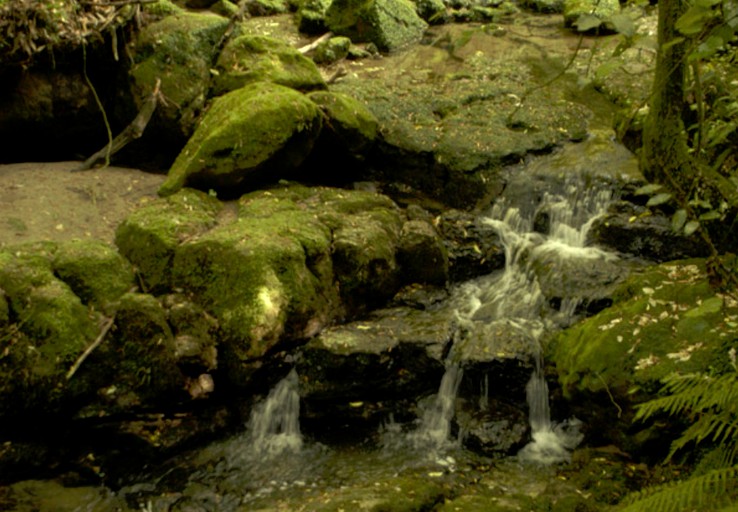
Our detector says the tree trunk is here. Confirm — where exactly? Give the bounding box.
[640,0,694,188]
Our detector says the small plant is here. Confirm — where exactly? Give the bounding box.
[617,348,738,511]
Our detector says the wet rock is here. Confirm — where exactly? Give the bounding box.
[331,34,592,206]
[158,82,324,198]
[115,189,222,293]
[589,201,710,262]
[455,398,529,455]
[52,239,136,312]
[128,12,229,142]
[529,244,628,315]
[549,257,738,449]
[212,35,326,96]
[397,219,449,286]
[325,0,429,52]
[297,305,453,426]
[437,209,505,282]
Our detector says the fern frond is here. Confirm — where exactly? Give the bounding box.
[618,465,738,512]
[634,373,711,422]
[667,412,738,461]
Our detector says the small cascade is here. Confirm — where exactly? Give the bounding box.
[247,368,303,456]
[412,363,463,450]
[448,175,614,463]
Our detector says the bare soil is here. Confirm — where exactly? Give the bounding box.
[0,162,165,248]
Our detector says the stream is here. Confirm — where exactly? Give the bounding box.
[1,137,638,511]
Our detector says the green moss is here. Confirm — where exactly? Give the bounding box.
[308,91,379,154]
[172,194,337,361]
[142,0,184,16]
[325,0,428,52]
[550,258,738,400]
[212,35,326,96]
[159,82,324,197]
[108,293,182,406]
[53,240,135,311]
[129,12,229,135]
[0,248,99,417]
[115,189,221,293]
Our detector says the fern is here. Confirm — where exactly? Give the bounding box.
[634,371,738,464]
[618,466,738,512]
[619,359,738,511]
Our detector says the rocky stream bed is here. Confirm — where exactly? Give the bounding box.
[1,0,737,510]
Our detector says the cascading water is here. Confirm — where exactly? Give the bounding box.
[440,175,616,463]
[245,368,303,456]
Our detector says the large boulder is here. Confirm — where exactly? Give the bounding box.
[0,244,186,419]
[211,35,326,96]
[548,257,738,449]
[128,12,230,143]
[117,184,413,385]
[158,82,324,198]
[325,0,429,52]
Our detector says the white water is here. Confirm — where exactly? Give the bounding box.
[431,176,615,463]
[246,368,303,456]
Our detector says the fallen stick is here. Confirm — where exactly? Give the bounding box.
[75,78,162,171]
[66,315,116,381]
[298,32,333,54]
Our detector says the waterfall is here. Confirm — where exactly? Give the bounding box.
[247,368,303,456]
[412,363,463,449]
[446,176,613,463]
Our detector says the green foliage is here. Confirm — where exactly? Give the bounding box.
[619,353,738,511]
[617,466,738,512]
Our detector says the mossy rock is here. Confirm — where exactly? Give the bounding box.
[550,257,738,401]
[171,191,339,376]
[115,189,222,293]
[397,219,449,285]
[129,12,230,138]
[52,239,136,312]
[296,0,332,33]
[159,82,324,198]
[104,293,184,409]
[312,36,352,64]
[325,0,428,52]
[212,35,326,96]
[308,90,379,156]
[142,0,185,17]
[0,247,100,417]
